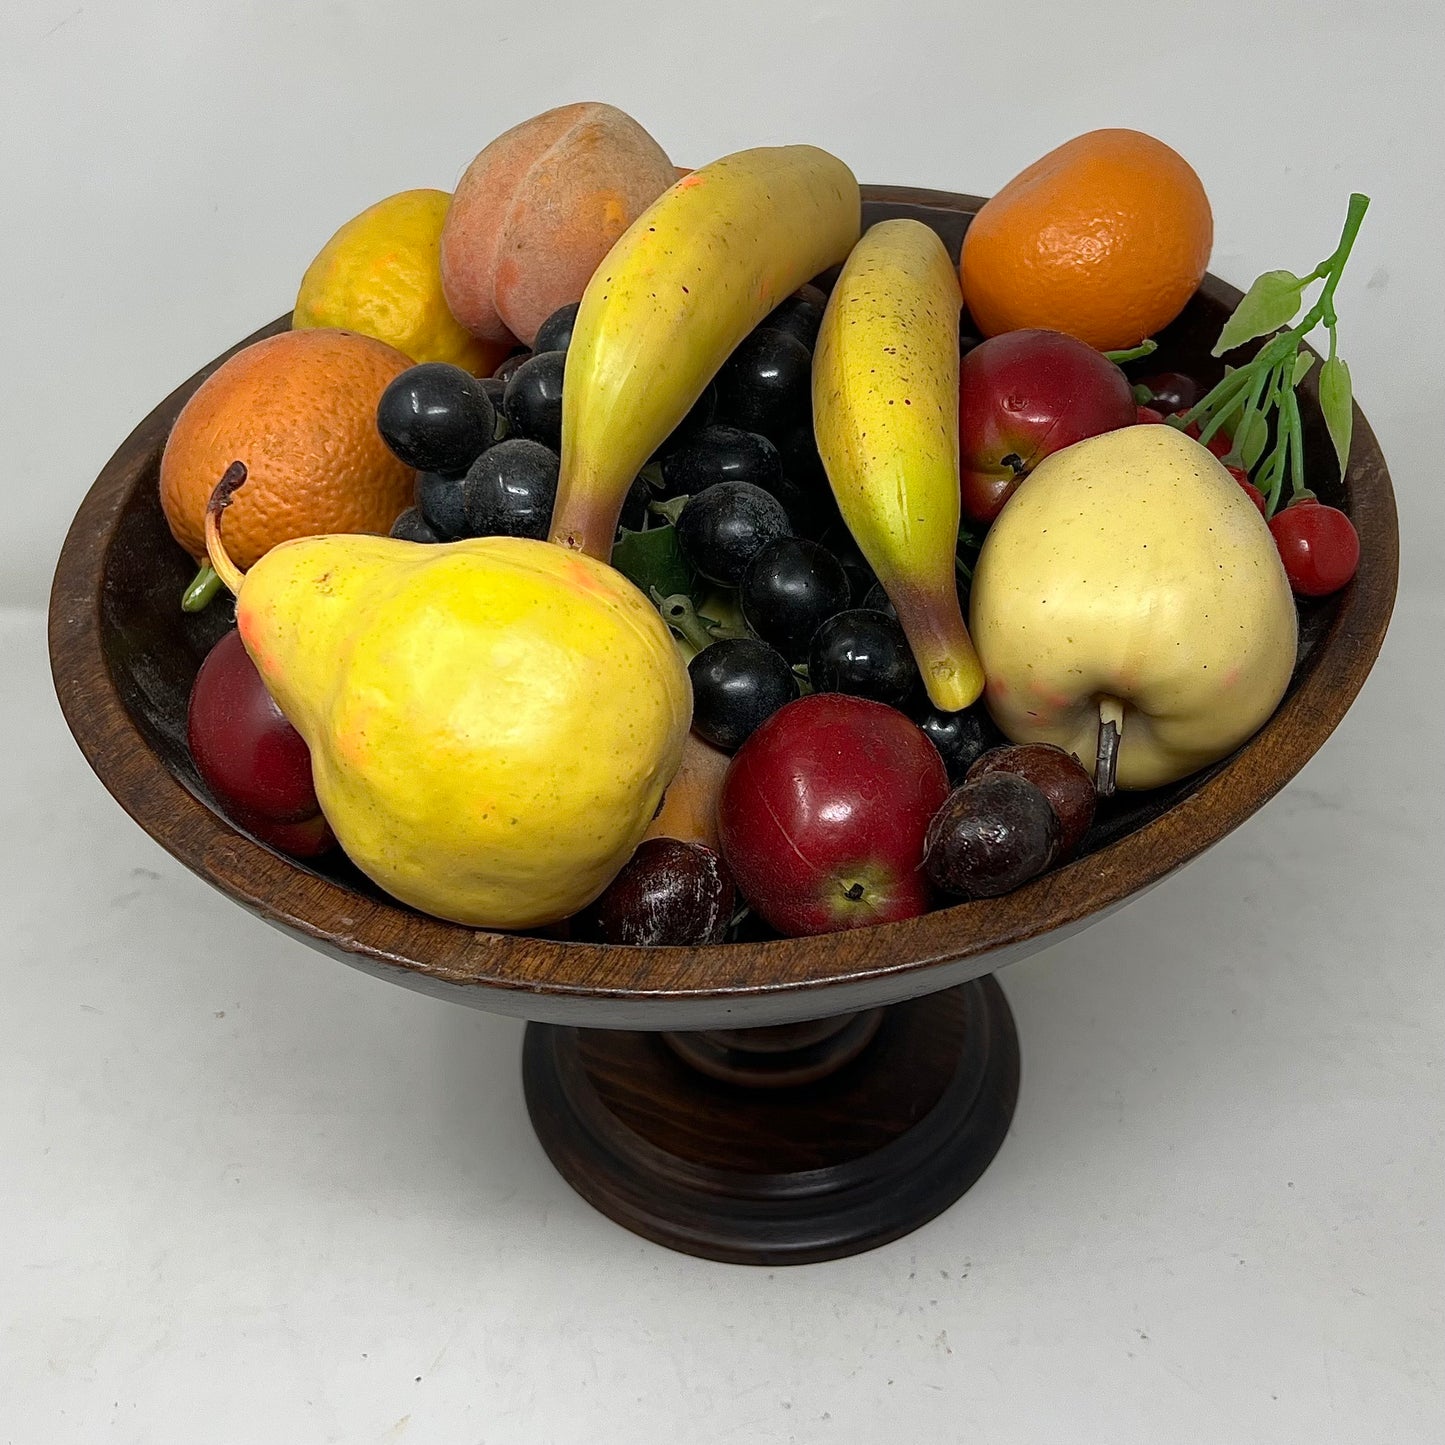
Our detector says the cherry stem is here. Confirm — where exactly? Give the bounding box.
[203,461,249,597]
[1174,193,1369,513]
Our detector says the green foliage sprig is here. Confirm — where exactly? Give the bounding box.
[1170,192,1369,516]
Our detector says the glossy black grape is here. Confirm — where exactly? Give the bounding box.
[534,302,581,355]
[762,292,825,350]
[775,418,831,489]
[909,701,1003,783]
[808,609,918,706]
[477,377,508,437]
[462,439,560,540]
[493,349,532,382]
[676,481,792,586]
[817,524,879,603]
[619,473,652,533]
[389,506,441,543]
[865,568,969,620]
[660,425,783,501]
[416,470,469,540]
[740,537,851,662]
[502,350,566,450]
[715,328,812,438]
[771,420,841,537]
[688,639,800,752]
[924,773,1061,899]
[376,363,496,476]
[861,581,898,620]
[651,381,719,461]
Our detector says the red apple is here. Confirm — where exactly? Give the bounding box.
[717,693,948,936]
[188,629,333,858]
[959,329,1137,524]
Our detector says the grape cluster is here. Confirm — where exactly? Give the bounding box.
[375,292,996,772]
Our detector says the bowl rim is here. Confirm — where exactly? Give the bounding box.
[48,184,1399,1028]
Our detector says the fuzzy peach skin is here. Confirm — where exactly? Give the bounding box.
[440,102,675,348]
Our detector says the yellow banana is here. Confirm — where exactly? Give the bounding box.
[813,218,985,711]
[549,146,860,559]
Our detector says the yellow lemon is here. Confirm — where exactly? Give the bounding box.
[294,189,511,374]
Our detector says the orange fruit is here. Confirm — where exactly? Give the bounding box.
[960,129,1213,351]
[159,328,415,571]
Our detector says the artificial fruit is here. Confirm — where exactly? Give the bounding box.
[549,145,861,558]
[958,329,1136,524]
[970,425,1297,790]
[718,693,948,936]
[203,465,690,930]
[812,218,984,710]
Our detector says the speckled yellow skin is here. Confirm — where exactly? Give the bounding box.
[233,534,691,928]
[813,219,984,711]
[970,425,1297,789]
[551,145,860,558]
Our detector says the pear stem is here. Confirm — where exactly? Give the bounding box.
[1096,696,1126,798]
[203,461,249,597]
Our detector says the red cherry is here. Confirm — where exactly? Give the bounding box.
[188,629,332,856]
[1135,405,1166,425]
[1183,419,1233,459]
[1268,500,1360,596]
[1223,465,1266,515]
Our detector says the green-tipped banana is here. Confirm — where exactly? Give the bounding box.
[549,146,860,559]
[813,218,985,711]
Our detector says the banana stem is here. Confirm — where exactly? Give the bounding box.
[1096,696,1126,798]
[889,586,985,711]
[203,461,249,597]
[550,454,628,561]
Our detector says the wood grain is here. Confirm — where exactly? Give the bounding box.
[48,187,1399,1032]
[522,977,1019,1264]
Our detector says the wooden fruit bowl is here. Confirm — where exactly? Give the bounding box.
[49,188,1398,1265]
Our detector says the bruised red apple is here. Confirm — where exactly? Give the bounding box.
[959,329,1136,524]
[717,693,948,936]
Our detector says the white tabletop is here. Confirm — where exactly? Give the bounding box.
[3,3,1442,1441]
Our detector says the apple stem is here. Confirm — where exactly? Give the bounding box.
[203,461,249,597]
[1096,696,1126,798]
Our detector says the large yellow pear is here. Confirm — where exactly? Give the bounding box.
[970,425,1297,789]
[229,532,691,928]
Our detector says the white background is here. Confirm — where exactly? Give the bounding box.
[3,2,1442,1441]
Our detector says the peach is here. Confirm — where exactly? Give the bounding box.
[441,102,675,348]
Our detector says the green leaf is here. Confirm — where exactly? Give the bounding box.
[1235,409,1270,469]
[1212,270,1306,357]
[612,524,701,604]
[1318,354,1354,478]
[1292,352,1316,386]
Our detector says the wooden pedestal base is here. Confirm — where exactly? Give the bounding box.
[522,976,1019,1265]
